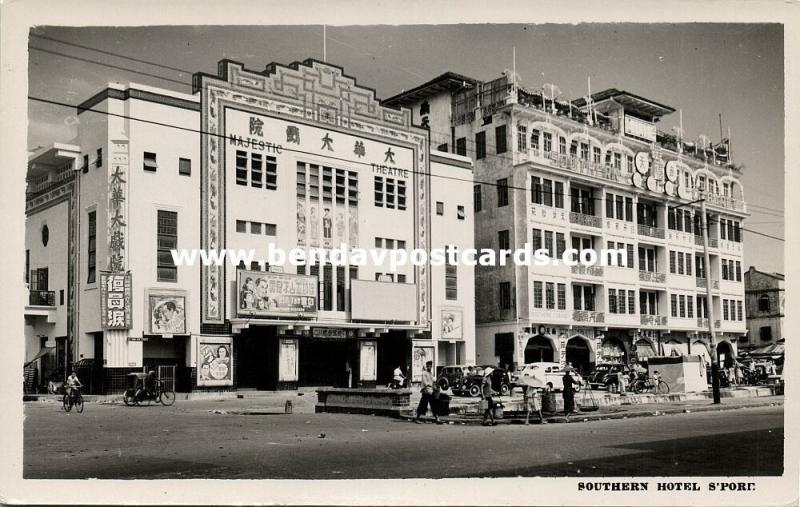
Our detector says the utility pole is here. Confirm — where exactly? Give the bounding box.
[700,199,722,404]
[668,198,721,404]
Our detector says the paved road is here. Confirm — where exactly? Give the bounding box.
[24,400,783,479]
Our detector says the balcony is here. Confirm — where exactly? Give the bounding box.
[571,265,604,277]
[638,270,666,283]
[569,211,602,228]
[573,310,604,323]
[640,314,668,327]
[29,290,55,307]
[697,317,709,328]
[637,224,665,239]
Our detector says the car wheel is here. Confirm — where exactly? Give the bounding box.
[499,383,510,396]
[438,378,449,391]
[468,384,481,397]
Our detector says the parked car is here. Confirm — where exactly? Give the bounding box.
[436,365,471,391]
[587,363,632,389]
[511,362,583,392]
[452,365,511,397]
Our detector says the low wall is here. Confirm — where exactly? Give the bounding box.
[316,388,412,416]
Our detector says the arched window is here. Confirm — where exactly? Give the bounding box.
[758,294,770,312]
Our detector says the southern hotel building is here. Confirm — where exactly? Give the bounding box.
[24,58,747,394]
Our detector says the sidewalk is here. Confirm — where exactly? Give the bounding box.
[406,395,784,425]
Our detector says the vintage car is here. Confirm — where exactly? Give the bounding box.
[511,362,583,392]
[587,363,632,389]
[436,365,471,391]
[451,365,512,397]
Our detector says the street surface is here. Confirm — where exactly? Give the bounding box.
[24,400,783,479]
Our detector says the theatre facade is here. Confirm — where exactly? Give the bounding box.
[23,59,475,394]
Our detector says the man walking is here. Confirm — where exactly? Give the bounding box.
[415,361,441,424]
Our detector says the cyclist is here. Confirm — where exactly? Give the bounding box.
[65,370,82,402]
[651,370,661,388]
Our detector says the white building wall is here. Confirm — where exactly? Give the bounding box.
[429,153,475,366]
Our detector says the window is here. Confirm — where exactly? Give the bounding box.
[686,255,692,276]
[544,231,554,257]
[608,288,618,314]
[723,299,729,320]
[555,181,564,209]
[456,137,467,156]
[445,263,458,300]
[735,261,741,281]
[556,233,566,258]
[517,125,527,151]
[264,223,276,236]
[375,237,383,249]
[250,261,262,271]
[436,201,444,216]
[473,185,482,212]
[397,274,407,284]
[618,290,626,314]
[437,143,448,152]
[41,224,49,247]
[557,284,567,310]
[669,251,676,274]
[25,250,29,284]
[59,289,65,306]
[530,130,540,151]
[499,282,512,310]
[96,148,103,168]
[236,151,248,185]
[758,294,770,312]
[671,294,678,317]
[532,229,542,251]
[143,152,158,172]
[760,326,773,342]
[625,198,633,222]
[475,131,486,160]
[542,179,553,207]
[157,210,178,282]
[533,281,543,308]
[545,282,555,309]
[626,244,634,269]
[737,300,743,321]
[532,176,542,205]
[179,157,191,176]
[236,220,247,233]
[496,178,509,207]
[720,219,727,240]
[679,295,686,318]
[82,154,89,174]
[498,230,510,251]
[397,180,406,210]
[495,125,507,154]
[628,290,636,314]
[687,297,694,318]
[543,132,553,153]
[323,264,333,311]
[87,211,96,284]
[457,205,465,220]
[374,176,384,206]
[721,259,729,280]
[677,252,684,275]
[559,137,567,154]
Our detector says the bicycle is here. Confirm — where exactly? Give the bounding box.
[62,387,84,413]
[632,376,670,395]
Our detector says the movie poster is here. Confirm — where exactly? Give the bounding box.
[197,336,233,387]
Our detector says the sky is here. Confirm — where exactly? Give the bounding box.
[27,24,785,273]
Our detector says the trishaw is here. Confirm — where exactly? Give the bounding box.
[123,371,176,406]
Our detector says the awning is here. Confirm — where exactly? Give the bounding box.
[24,346,55,367]
[742,339,785,357]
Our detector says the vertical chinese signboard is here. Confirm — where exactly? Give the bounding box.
[100,273,132,330]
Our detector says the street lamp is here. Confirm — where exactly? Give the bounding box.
[668,198,721,404]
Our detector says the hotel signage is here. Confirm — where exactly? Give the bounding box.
[624,114,657,142]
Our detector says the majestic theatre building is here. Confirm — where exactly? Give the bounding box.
[23,59,476,394]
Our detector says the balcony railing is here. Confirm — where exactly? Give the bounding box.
[530,309,572,322]
[637,224,665,239]
[695,277,706,288]
[26,165,74,197]
[573,310,604,323]
[571,265,604,277]
[697,318,709,328]
[29,290,55,307]
[708,238,719,248]
[638,270,666,283]
[640,314,668,327]
[569,211,602,228]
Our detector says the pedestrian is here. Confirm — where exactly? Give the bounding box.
[415,361,441,424]
[345,360,352,388]
[616,369,626,395]
[481,367,498,426]
[734,363,743,385]
[524,385,546,425]
[562,367,577,418]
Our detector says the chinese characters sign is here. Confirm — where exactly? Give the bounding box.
[237,270,318,317]
[100,273,132,330]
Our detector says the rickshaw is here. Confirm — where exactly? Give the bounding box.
[123,372,176,406]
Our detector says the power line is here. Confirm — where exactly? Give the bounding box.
[30,33,194,75]
[32,93,785,244]
[29,46,192,89]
